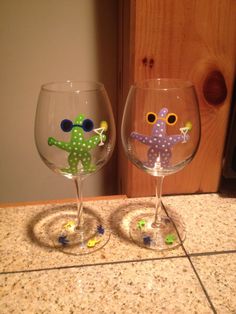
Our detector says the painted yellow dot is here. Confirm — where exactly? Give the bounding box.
[185,121,193,130]
[100,121,108,131]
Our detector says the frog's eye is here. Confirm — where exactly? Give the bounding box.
[166,113,178,125]
[82,119,94,132]
[146,112,157,124]
[61,119,73,132]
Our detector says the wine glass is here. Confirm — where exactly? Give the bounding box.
[35,81,116,254]
[121,78,201,250]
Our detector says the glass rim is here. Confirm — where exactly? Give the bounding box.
[41,80,105,93]
[131,78,194,91]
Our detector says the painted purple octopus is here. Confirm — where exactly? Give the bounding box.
[131,107,190,168]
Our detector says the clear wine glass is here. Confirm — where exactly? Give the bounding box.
[121,78,201,250]
[35,81,116,254]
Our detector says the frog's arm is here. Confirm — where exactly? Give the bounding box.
[170,134,190,144]
[48,137,71,152]
[87,134,106,148]
[131,132,152,145]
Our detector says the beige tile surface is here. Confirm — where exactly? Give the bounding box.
[0,258,212,314]
[164,194,236,254]
[191,254,236,313]
[1,194,235,314]
[0,198,185,273]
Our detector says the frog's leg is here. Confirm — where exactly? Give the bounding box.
[160,149,171,167]
[145,147,157,168]
[61,152,79,175]
[81,151,96,172]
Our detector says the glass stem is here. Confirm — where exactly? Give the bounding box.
[74,177,83,230]
[153,176,164,227]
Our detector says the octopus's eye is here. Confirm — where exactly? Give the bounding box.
[61,119,73,132]
[167,113,178,125]
[82,119,94,132]
[146,112,157,124]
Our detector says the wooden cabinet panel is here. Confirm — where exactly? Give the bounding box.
[118,0,236,196]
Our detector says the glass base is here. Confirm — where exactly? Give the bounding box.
[129,207,186,251]
[31,204,110,255]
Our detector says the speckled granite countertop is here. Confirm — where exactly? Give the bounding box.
[0,193,235,313]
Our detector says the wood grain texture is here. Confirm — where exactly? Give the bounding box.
[118,0,236,196]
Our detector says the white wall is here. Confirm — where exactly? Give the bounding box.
[0,0,118,203]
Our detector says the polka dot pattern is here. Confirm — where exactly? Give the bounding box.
[48,114,106,175]
[130,107,188,168]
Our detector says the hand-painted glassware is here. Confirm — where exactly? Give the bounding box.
[121,78,200,251]
[35,81,116,254]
